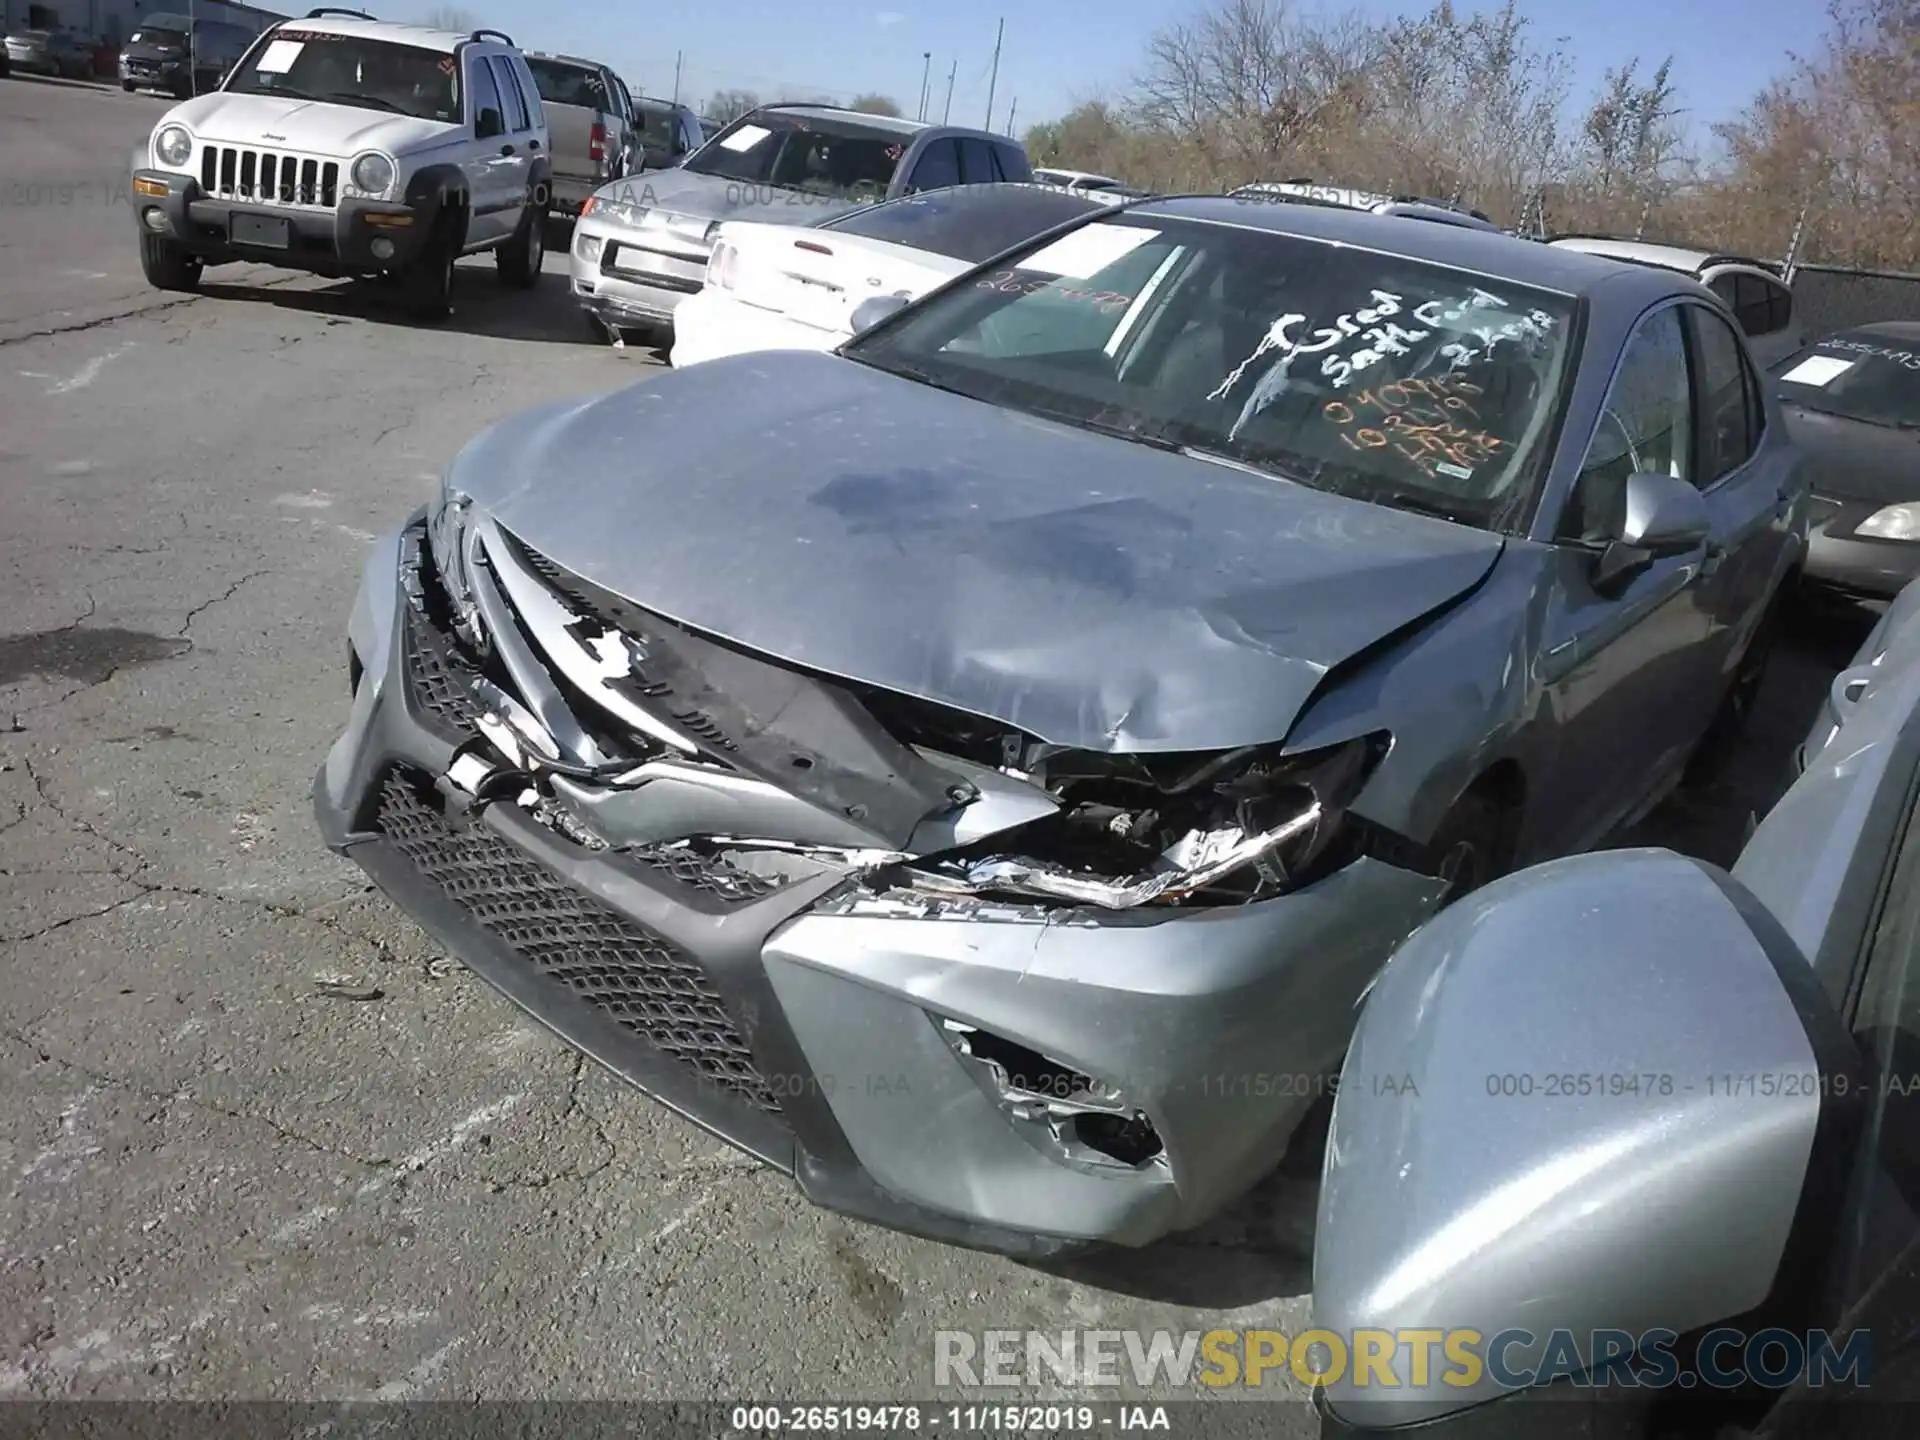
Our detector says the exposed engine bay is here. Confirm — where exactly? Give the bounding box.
[415,505,1411,914]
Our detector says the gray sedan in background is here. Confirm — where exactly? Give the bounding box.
[1314,577,1920,1437]
[315,198,1803,1256]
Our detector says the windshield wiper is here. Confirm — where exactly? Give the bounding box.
[323,90,407,113]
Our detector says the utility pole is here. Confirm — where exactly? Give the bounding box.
[942,59,955,124]
[983,17,1003,130]
[671,50,684,106]
[918,52,931,121]
[1004,97,1017,136]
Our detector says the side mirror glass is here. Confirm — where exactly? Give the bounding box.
[849,293,910,336]
[476,107,504,140]
[1312,849,1867,1431]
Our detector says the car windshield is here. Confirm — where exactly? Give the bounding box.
[633,101,678,147]
[1774,334,1920,429]
[525,57,608,109]
[842,214,1579,528]
[823,185,1108,265]
[224,30,459,123]
[683,114,907,201]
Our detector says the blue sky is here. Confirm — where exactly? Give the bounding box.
[427,0,1829,144]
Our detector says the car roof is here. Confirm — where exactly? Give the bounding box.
[748,104,932,136]
[270,17,485,52]
[1122,194,1685,299]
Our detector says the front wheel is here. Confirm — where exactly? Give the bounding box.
[120,78,135,91]
[494,203,544,289]
[401,228,456,322]
[138,230,201,292]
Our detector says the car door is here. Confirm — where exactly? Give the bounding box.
[1681,301,1797,692]
[1532,302,1726,852]
[462,52,520,246]
[487,55,539,208]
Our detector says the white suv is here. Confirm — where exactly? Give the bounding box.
[129,9,551,320]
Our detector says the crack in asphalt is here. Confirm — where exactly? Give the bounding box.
[0,272,310,349]
[178,569,272,640]
[7,759,625,1194]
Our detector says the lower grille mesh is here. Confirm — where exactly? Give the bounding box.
[373,769,782,1113]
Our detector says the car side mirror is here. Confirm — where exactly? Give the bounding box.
[1311,849,1868,1432]
[849,294,910,335]
[1592,470,1713,593]
[476,107,504,140]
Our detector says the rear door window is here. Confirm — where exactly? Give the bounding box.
[956,137,1003,184]
[489,56,530,131]
[905,139,960,192]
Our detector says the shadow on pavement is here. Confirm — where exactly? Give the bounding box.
[195,256,602,346]
[1046,592,1882,1307]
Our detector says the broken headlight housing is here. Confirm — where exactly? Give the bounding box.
[425,487,482,650]
[900,731,1390,910]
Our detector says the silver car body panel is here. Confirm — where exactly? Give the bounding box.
[317,197,1810,1253]
[1314,848,1823,1428]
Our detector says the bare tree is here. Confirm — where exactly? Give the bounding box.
[849,93,903,116]
[704,88,761,125]
[421,6,481,30]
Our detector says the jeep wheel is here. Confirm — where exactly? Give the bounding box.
[138,231,201,292]
[402,234,456,322]
[495,204,544,289]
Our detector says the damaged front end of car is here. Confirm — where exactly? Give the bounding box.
[313,495,1452,1253]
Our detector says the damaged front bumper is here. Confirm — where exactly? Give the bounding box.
[313,512,1447,1255]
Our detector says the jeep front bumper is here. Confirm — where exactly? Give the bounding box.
[311,515,1448,1256]
[131,168,438,275]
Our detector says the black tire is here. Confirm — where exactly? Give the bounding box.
[120,78,135,91]
[401,223,457,322]
[494,202,544,289]
[1429,789,1518,906]
[138,230,201,292]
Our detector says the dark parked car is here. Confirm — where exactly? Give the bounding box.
[631,95,704,171]
[4,26,95,78]
[1312,575,1920,1438]
[318,199,1803,1257]
[118,14,255,98]
[1773,322,1920,604]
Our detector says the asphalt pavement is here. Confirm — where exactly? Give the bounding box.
[0,72,1878,1415]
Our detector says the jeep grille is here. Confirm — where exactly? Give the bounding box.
[199,145,341,210]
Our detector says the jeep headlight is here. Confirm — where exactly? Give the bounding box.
[350,152,395,199]
[154,125,192,167]
[1856,503,1920,542]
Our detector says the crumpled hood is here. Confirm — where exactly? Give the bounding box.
[1783,401,1920,506]
[447,352,1506,753]
[592,167,863,230]
[164,91,458,158]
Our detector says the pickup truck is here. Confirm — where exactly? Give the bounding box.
[523,51,639,215]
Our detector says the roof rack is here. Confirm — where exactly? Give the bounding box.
[304,7,376,19]
[469,27,514,44]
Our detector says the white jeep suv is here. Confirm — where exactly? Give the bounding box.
[130,9,551,320]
